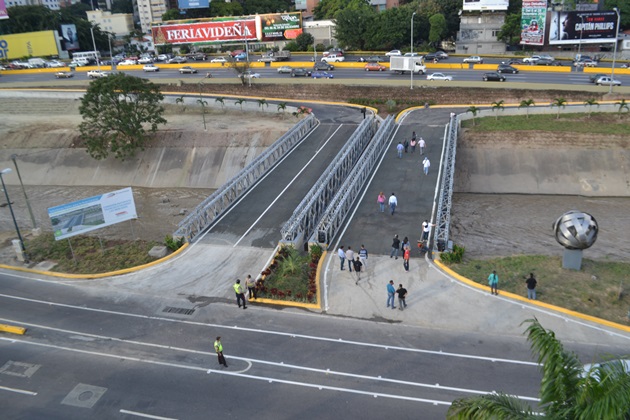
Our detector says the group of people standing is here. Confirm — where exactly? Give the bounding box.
[337,245,369,285]
[232,275,258,309]
[386,280,408,310]
[395,131,430,176]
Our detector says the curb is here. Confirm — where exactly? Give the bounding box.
[0,323,27,335]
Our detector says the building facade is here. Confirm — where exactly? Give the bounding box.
[137,0,169,34]
[456,12,506,55]
[87,10,134,37]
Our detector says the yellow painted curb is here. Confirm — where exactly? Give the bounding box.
[0,324,27,335]
[434,259,630,333]
[0,243,189,279]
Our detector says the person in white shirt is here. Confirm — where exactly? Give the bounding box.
[388,193,398,215]
[423,157,431,175]
[418,137,426,155]
[345,246,355,272]
[338,246,345,271]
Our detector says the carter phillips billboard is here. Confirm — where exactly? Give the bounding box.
[548,11,619,45]
[152,12,302,45]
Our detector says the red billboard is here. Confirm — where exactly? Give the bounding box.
[153,19,257,45]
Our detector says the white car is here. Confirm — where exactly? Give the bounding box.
[523,55,541,64]
[238,71,260,79]
[463,56,483,64]
[87,70,110,78]
[426,73,453,81]
[157,54,170,61]
[143,64,160,72]
[138,57,154,64]
[386,50,402,57]
[404,52,419,57]
[210,56,228,63]
[47,60,66,68]
[595,76,621,86]
[321,54,345,63]
[118,59,138,66]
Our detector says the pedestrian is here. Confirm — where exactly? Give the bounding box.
[401,236,410,251]
[233,279,247,309]
[410,137,417,153]
[387,280,396,309]
[396,284,408,310]
[377,191,386,213]
[411,131,417,142]
[245,274,257,300]
[388,193,397,215]
[403,246,410,272]
[525,273,537,300]
[403,138,409,153]
[423,157,431,175]
[359,244,368,269]
[214,336,228,367]
[353,257,362,285]
[421,220,433,241]
[396,142,404,159]
[418,137,426,155]
[338,246,345,271]
[390,234,401,259]
[488,270,499,295]
[345,246,355,272]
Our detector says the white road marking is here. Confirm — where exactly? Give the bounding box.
[119,409,178,420]
[0,385,37,396]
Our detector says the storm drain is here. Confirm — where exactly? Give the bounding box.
[162,306,195,316]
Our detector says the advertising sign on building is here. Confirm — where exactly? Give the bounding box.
[0,0,8,20]
[258,13,302,41]
[178,0,209,10]
[463,0,509,12]
[60,23,79,51]
[549,11,618,45]
[0,31,58,60]
[48,187,138,241]
[520,1,547,46]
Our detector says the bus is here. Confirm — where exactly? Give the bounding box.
[71,51,101,64]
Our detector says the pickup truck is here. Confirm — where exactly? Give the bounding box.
[87,70,110,79]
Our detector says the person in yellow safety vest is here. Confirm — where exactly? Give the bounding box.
[233,279,247,309]
[214,336,228,367]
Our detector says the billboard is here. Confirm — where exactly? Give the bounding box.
[60,24,79,51]
[48,187,138,241]
[0,31,58,60]
[0,0,8,20]
[152,12,302,45]
[178,0,209,10]
[463,0,509,12]
[549,11,618,45]
[520,1,547,46]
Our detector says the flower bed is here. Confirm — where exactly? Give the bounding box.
[257,244,322,303]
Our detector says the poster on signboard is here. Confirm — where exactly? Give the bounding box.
[0,0,8,20]
[60,24,79,51]
[178,0,209,10]
[520,1,547,46]
[549,11,618,45]
[463,0,508,12]
[0,31,59,60]
[257,12,302,41]
[153,18,257,45]
[48,187,138,241]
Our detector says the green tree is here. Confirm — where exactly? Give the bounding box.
[498,13,522,46]
[335,5,375,50]
[111,0,133,14]
[242,0,292,15]
[428,13,447,46]
[175,95,186,112]
[197,97,208,131]
[314,0,366,20]
[215,97,225,110]
[78,73,166,160]
[616,99,629,119]
[277,102,287,114]
[295,32,315,52]
[257,98,268,112]
[161,8,181,22]
[467,106,481,126]
[491,100,505,120]
[234,98,245,111]
[519,99,535,119]
[210,0,244,17]
[551,97,567,119]
[448,318,630,419]
[584,98,599,118]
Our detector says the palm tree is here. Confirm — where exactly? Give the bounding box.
[616,99,629,119]
[448,318,630,419]
[175,95,186,112]
[551,97,567,119]
[491,100,504,121]
[277,102,287,114]
[197,98,208,131]
[234,98,245,111]
[215,97,225,110]
[257,98,268,113]
[467,106,481,126]
[519,99,535,119]
[583,98,599,118]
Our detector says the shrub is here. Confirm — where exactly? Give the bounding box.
[164,235,185,251]
[440,244,465,265]
[385,99,397,112]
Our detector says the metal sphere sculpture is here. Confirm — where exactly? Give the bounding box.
[553,211,598,250]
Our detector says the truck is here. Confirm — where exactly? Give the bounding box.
[258,50,291,62]
[389,56,426,75]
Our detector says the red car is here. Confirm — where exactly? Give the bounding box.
[364,62,386,72]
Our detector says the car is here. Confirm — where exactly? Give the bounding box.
[323,48,344,57]
[291,68,312,77]
[314,62,334,71]
[118,59,138,66]
[359,55,384,63]
[179,66,197,74]
[426,72,453,81]
[234,52,248,61]
[404,52,419,57]
[143,64,160,72]
[364,62,386,72]
[321,54,344,63]
[523,55,541,64]
[87,70,109,78]
[425,51,449,61]
[497,64,519,74]
[539,54,554,61]
[502,59,524,66]
[138,57,154,64]
[11,60,33,69]
[47,60,66,68]
[54,71,74,78]
[211,56,228,63]
[277,66,293,74]
[536,58,558,66]
[156,54,171,62]
[239,71,260,79]
[595,76,621,86]
[483,72,506,82]
[385,50,402,57]
[463,56,483,64]
[312,71,334,79]
[168,56,187,64]
[68,61,87,68]
[581,359,630,380]
[621,62,630,69]
[588,73,607,83]
[574,58,597,67]
[187,52,207,61]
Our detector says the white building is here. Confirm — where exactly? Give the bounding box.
[87,10,134,37]
[137,0,169,35]
[5,0,61,10]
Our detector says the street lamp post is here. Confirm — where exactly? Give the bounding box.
[10,154,36,229]
[410,12,416,90]
[90,26,100,70]
[609,7,621,95]
[0,168,26,259]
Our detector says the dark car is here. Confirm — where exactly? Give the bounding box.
[536,58,562,66]
[497,64,519,74]
[589,73,607,83]
[291,68,312,77]
[314,61,334,71]
[359,55,384,63]
[425,51,448,61]
[502,59,524,66]
[483,72,506,82]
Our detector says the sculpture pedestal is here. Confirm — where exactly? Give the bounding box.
[563,249,583,270]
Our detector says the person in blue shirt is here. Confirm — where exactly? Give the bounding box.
[488,270,499,295]
[386,280,396,309]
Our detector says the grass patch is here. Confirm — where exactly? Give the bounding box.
[25,233,162,274]
[462,113,630,135]
[447,255,630,325]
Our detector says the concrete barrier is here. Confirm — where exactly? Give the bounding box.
[0,323,26,335]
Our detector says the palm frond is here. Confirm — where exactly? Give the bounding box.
[448,393,535,419]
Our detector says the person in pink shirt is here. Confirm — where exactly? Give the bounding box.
[377,191,386,213]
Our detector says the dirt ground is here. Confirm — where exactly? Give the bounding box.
[1,96,629,266]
